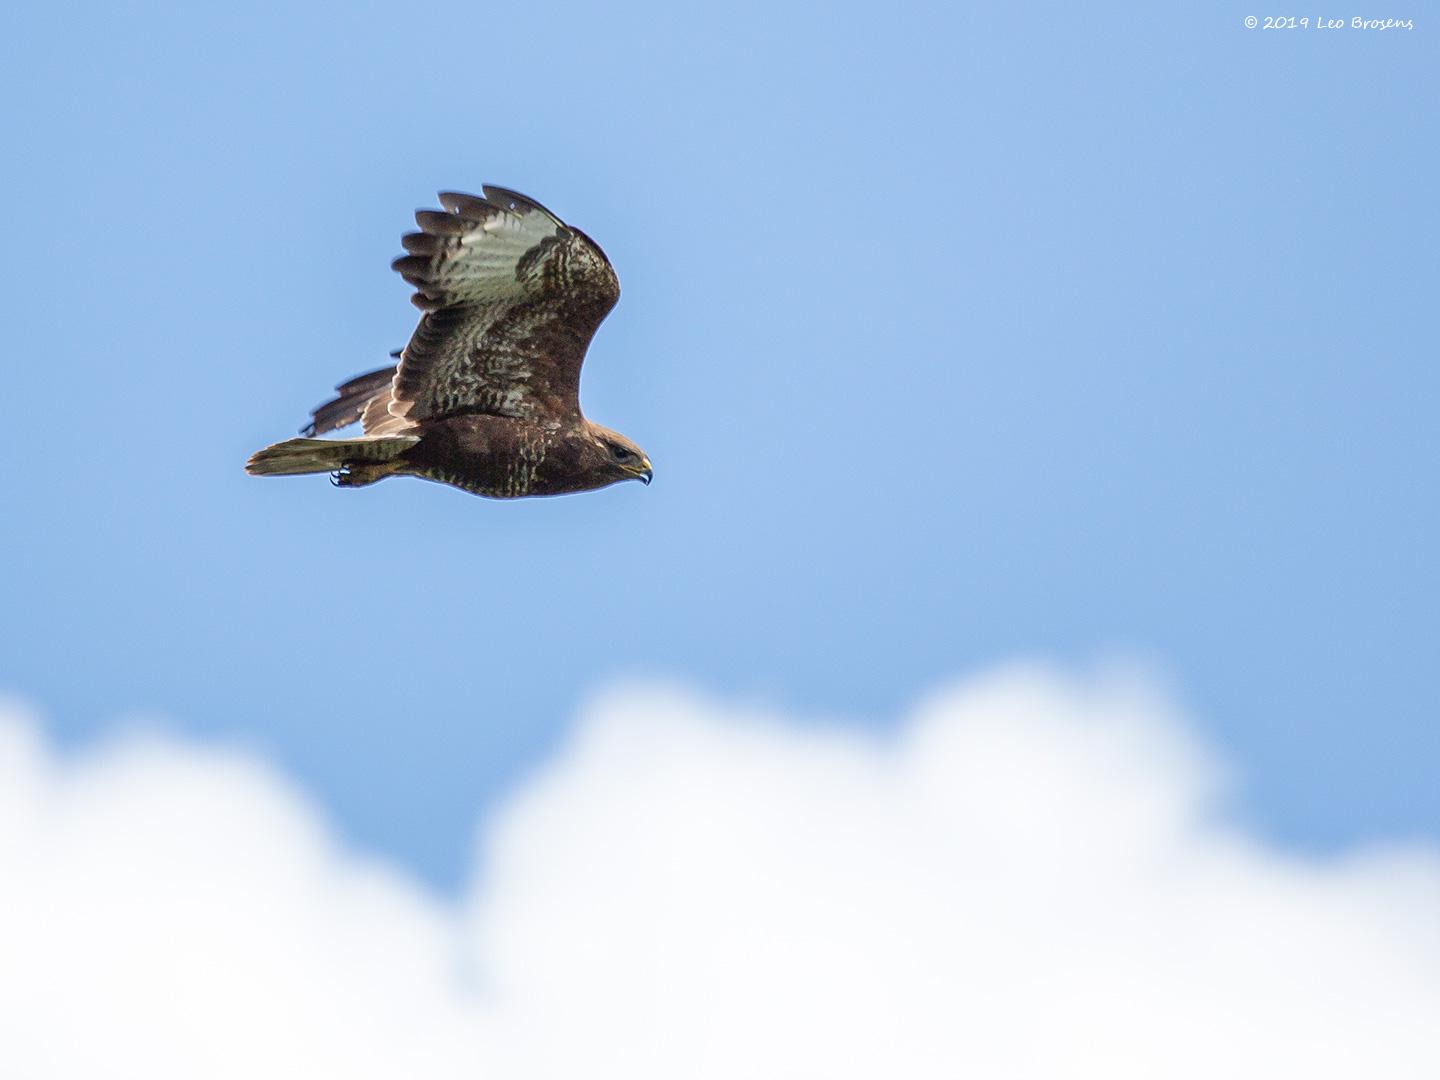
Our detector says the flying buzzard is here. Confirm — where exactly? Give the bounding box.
[246,186,651,498]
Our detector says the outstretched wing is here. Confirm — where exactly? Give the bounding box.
[382,186,620,428]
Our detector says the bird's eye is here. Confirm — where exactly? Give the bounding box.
[610,444,631,462]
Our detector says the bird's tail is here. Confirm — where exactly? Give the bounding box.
[245,435,421,486]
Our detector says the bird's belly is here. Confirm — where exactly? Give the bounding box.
[407,425,556,499]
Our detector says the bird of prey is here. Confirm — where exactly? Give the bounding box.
[246,186,652,498]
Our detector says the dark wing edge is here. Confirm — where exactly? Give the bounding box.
[301,364,399,436]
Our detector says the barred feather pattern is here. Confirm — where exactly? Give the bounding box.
[385,186,620,428]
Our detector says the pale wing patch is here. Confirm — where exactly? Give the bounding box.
[359,389,418,436]
[392,190,566,312]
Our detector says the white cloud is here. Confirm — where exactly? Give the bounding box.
[1,668,1438,1079]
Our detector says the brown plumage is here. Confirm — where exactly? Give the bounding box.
[246,186,652,499]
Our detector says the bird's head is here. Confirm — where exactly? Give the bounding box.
[585,423,653,487]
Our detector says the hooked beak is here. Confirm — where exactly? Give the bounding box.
[639,464,653,486]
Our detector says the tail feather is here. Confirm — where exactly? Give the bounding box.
[245,435,420,482]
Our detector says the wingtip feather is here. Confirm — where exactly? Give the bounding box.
[437,191,496,222]
[401,232,444,255]
[414,209,467,235]
[481,184,557,219]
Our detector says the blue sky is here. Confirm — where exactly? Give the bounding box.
[0,0,1434,891]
